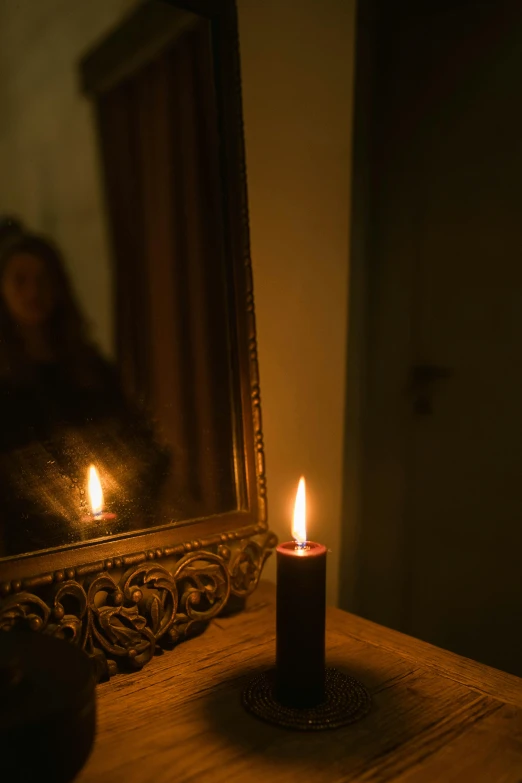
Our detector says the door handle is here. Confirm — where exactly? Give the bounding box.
[409,364,454,415]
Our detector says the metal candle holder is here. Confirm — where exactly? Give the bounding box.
[242,667,371,731]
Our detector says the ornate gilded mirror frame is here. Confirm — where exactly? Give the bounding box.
[0,0,275,680]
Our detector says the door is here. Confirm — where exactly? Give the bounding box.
[354,0,522,675]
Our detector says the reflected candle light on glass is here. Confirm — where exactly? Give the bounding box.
[82,465,116,523]
[276,477,327,708]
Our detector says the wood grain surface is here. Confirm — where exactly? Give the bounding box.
[77,581,522,783]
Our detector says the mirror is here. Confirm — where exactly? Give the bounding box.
[0,0,242,559]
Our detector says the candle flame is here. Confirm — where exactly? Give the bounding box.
[292,476,307,545]
[88,465,104,516]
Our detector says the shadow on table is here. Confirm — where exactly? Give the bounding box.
[202,656,419,775]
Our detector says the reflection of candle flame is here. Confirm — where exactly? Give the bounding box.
[88,465,104,516]
[292,476,307,545]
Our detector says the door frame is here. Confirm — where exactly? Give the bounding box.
[340,0,414,630]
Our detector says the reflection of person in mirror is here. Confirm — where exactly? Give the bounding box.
[0,219,170,556]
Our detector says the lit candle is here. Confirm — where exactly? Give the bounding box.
[82,465,116,523]
[275,477,327,708]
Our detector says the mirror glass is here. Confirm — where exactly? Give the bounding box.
[0,0,239,559]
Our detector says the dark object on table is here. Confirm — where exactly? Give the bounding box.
[0,632,96,783]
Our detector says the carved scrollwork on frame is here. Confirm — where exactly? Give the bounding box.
[169,552,230,644]
[220,531,278,597]
[0,530,275,680]
[0,591,51,633]
[84,571,154,677]
[47,580,88,644]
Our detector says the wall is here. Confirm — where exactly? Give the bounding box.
[238,0,357,603]
[0,0,140,355]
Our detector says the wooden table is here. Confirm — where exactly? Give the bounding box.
[77,581,522,783]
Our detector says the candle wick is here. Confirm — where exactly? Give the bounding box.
[296,540,308,550]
